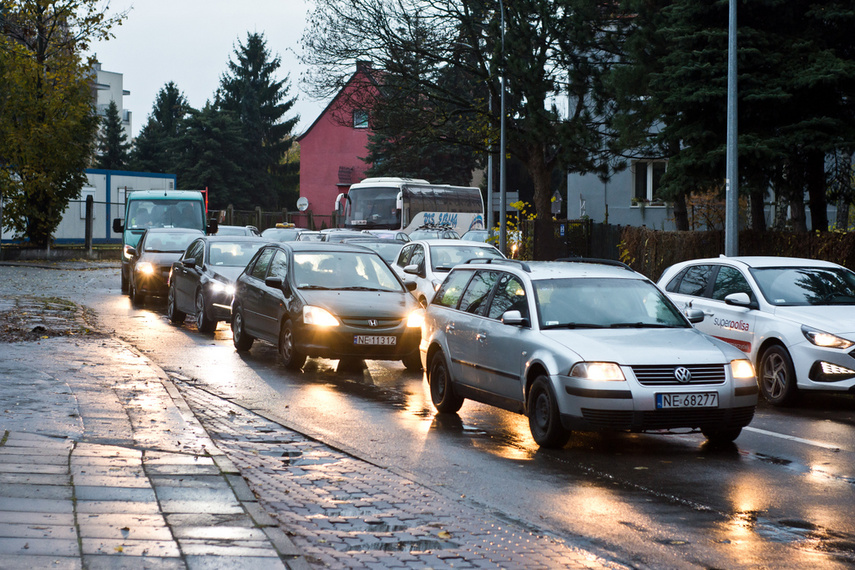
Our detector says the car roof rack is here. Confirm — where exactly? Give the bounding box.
[554,257,634,271]
[462,258,531,272]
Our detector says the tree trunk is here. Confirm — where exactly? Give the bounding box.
[836,195,850,230]
[806,150,828,232]
[749,188,767,231]
[672,192,689,231]
[525,146,558,261]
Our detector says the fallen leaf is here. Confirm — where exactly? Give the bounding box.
[438,530,451,539]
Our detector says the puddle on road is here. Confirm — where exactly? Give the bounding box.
[343,539,458,552]
[747,515,855,563]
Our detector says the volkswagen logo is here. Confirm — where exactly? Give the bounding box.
[368,319,378,327]
[674,366,692,384]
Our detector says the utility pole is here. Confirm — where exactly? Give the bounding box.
[725,0,738,256]
[499,0,507,256]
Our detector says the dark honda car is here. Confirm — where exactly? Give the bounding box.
[167,236,269,332]
[231,242,424,370]
[128,227,203,304]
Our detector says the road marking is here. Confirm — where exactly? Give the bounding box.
[744,426,842,451]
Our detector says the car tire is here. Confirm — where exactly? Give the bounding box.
[527,375,571,448]
[759,345,798,406]
[279,320,306,370]
[130,277,144,305]
[195,290,216,333]
[231,305,254,352]
[701,427,742,445]
[167,283,186,324]
[428,350,463,413]
[402,350,422,371]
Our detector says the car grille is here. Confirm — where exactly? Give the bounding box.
[580,406,755,431]
[339,317,404,330]
[631,364,727,386]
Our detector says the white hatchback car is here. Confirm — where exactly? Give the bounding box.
[658,256,855,406]
[421,259,758,447]
[392,239,505,306]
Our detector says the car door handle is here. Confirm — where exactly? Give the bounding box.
[446,323,455,332]
[476,333,487,342]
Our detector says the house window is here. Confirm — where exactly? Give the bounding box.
[353,109,369,129]
[632,160,667,204]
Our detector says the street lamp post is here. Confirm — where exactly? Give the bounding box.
[725,0,738,256]
[498,0,507,256]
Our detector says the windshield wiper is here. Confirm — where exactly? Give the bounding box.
[337,286,389,292]
[298,285,333,290]
[541,323,606,329]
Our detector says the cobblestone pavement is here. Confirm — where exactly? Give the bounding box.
[175,377,626,570]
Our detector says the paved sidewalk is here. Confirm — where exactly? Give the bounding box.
[0,334,306,569]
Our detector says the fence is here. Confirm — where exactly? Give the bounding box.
[212,206,336,232]
[517,219,624,261]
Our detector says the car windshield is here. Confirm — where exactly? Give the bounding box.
[750,266,855,306]
[209,242,266,267]
[127,200,203,230]
[431,245,503,271]
[143,232,200,253]
[293,251,404,292]
[262,228,301,241]
[534,278,688,329]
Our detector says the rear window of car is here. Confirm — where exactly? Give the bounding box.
[433,270,474,308]
[666,265,713,297]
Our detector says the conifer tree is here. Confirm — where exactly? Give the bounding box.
[95,100,131,170]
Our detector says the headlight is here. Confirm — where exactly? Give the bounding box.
[136,262,155,275]
[406,308,425,328]
[730,359,755,379]
[303,305,340,327]
[569,362,625,381]
[802,326,853,349]
[210,281,235,296]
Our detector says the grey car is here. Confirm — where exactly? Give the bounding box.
[421,259,758,448]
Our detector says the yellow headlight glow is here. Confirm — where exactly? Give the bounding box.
[730,359,755,379]
[136,262,155,275]
[303,305,340,327]
[570,362,625,381]
[407,309,425,328]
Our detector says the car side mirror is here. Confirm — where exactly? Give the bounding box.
[404,264,423,277]
[685,308,705,324]
[126,246,138,258]
[112,218,124,233]
[265,276,292,296]
[405,281,418,292]
[207,218,219,235]
[501,310,528,327]
[724,292,756,309]
[182,258,196,269]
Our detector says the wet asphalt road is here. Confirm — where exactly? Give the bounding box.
[4,262,855,569]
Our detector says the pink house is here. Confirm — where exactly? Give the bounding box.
[295,62,379,229]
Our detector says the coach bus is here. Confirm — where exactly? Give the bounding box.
[335,177,485,235]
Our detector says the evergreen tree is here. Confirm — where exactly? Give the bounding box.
[129,82,192,175]
[216,32,299,209]
[95,100,131,170]
[173,104,255,209]
[610,0,855,231]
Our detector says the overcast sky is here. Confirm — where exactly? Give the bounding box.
[88,0,326,139]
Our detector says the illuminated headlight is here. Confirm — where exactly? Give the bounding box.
[406,308,425,328]
[802,326,853,349]
[210,281,235,296]
[303,305,340,327]
[569,362,625,381]
[730,359,755,379]
[136,262,155,276]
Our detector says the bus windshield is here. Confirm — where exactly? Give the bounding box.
[127,200,204,230]
[344,186,400,229]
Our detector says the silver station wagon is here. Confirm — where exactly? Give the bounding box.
[420,259,759,448]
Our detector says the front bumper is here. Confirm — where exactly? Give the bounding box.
[297,325,421,361]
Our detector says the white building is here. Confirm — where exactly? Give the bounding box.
[92,62,132,142]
